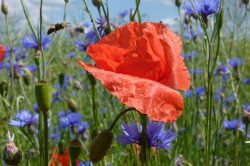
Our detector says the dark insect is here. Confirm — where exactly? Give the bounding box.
[47,22,70,35]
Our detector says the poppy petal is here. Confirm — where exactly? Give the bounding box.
[87,22,190,91]
[155,23,191,91]
[78,61,184,123]
[0,44,6,62]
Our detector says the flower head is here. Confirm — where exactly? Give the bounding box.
[78,22,190,123]
[0,44,7,61]
[22,35,51,50]
[228,57,244,68]
[59,112,82,129]
[117,121,175,150]
[223,119,245,131]
[183,0,220,23]
[9,110,38,127]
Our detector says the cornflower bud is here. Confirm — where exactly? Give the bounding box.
[242,0,249,5]
[67,98,78,112]
[1,0,8,15]
[175,0,182,7]
[22,68,32,86]
[3,132,22,165]
[92,0,102,8]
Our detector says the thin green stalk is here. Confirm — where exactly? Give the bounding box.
[38,112,44,166]
[108,107,134,131]
[131,0,141,22]
[43,112,49,166]
[39,0,46,80]
[4,16,14,100]
[91,83,98,129]
[101,3,111,33]
[139,114,149,164]
[18,79,32,108]
[20,0,38,42]
[82,0,101,40]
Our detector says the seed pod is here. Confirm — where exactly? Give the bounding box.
[89,130,113,163]
[67,98,77,112]
[35,81,52,113]
[69,139,81,164]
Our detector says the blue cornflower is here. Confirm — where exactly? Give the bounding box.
[9,110,38,127]
[195,86,205,97]
[182,51,197,61]
[223,119,245,131]
[243,78,250,85]
[117,121,176,150]
[228,57,244,68]
[190,68,203,76]
[214,62,230,82]
[118,10,128,18]
[59,112,82,128]
[183,0,220,20]
[184,90,192,98]
[214,88,223,102]
[33,103,39,113]
[243,105,250,112]
[22,35,51,50]
[78,161,93,166]
[67,52,75,59]
[184,27,203,41]
[77,122,89,135]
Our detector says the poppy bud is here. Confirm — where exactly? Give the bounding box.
[69,139,81,165]
[92,0,102,8]
[242,112,250,124]
[58,73,65,88]
[242,0,249,5]
[89,130,113,163]
[67,98,77,112]
[3,132,22,166]
[64,0,69,3]
[0,81,8,97]
[1,0,8,15]
[22,68,32,86]
[35,81,52,113]
[175,0,182,7]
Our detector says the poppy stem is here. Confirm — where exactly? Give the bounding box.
[108,108,135,131]
[43,112,49,166]
[139,114,149,164]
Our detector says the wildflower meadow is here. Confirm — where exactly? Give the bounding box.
[0,0,250,165]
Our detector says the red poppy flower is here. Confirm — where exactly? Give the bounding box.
[78,22,190,123]
[50,147,80,166]
[50,147,69,166]
[0,44,7,61]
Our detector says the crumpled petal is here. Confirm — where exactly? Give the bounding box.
[87,22,190,91]
[78,61,184,123]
